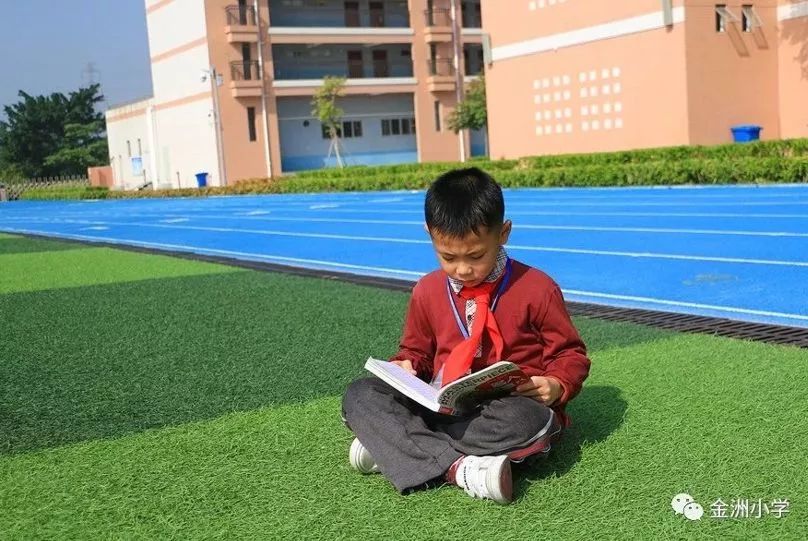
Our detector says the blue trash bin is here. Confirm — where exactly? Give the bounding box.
[731,125,762,143]
[195,172,209,187]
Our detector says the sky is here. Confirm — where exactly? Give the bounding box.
[0,1,153,116]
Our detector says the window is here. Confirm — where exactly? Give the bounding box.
[742,5,758,32]
[126,140,131,157]
[137,138,142,156]
[322,125,341,138]
[380,117,416,136]
[434,101,442,131]
[247,107,257,141]
[321,120,362,139]
[715,4,727,32]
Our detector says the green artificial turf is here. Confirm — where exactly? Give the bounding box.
[1,234,805,539]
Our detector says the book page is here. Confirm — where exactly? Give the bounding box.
[437,362,527,411]
[364,357,440,409]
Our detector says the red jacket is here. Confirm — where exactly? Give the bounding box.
[391,259,591,425]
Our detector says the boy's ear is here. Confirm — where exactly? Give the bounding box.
[499,220,512,244]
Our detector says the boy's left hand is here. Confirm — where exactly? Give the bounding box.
[515,376,563,405]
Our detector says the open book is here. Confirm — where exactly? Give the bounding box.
[364,357,529,416]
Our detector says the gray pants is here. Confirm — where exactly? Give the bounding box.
[342,377,558,493]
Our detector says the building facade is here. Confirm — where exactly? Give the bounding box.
[484,0,808,160]
[105,0,485,189]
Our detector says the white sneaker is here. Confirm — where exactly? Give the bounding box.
[349,438,379,474]
[454,455,513,504]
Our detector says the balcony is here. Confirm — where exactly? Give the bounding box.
[273,77,417,97]
[229,61,263,98]
[424,8,452,42]
[225,5,258,43]
[268,1,410,28]
[272,44,413,79]
[426,58,456,92]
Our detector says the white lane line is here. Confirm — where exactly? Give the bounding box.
[241,210,271,216]
[14,218,808,268]
[159,218,190,223]
[565,289,808,323]
[75,214,808,239]
[3,225,805,325]
[256,208,808,219]
[7,209,808,221]
[309,204,341,209]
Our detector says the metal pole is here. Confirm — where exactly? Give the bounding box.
[254,0,273,178]
[210,66,227,186]
[449,0,467,162]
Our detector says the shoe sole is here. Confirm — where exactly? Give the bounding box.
[489,455,513,504]
[349,438,378,474]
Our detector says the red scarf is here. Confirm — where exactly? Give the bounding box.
[441,280,505,386]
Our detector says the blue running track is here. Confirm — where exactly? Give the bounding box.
[1,184,807,328]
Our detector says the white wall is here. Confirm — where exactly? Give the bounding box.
[105,99,153,190]
[151,45,214,103]
[152,98,220,188]
[146,0,209,59]
[141,0,220,188]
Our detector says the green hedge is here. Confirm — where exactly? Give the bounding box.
[283,138,808,182]
[18,186,109,200]
[14,139,808,200]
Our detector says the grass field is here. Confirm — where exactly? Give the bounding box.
[1,232,806,539]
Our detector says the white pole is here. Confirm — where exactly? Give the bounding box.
[145,104,158,190]
[254,0,273,178]
[210,66,227,186]
[449,0,466,163]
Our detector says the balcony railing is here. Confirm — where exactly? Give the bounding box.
[424,8,451,27]
[226,5,257,26]
[428,58,455,77]
[269,6,410,28]
[231,60,261,81]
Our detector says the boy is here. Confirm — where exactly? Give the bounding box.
[342,168,590,504]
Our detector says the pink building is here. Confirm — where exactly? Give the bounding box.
[105,0,485,189]
[484,1,808,159]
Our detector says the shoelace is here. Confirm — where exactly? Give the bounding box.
[459,457,490,499]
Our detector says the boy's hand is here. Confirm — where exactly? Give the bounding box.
[391,359,417,375]
[515,376,563,405]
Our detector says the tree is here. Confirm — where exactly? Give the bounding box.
[0,84,108,177]
[447,75,489,157]
[44,121,108,174]
[311,76,347,168]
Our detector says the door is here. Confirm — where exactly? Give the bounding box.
[369,1,385,27]
[241,43,252,80]
[344,1,360,27]
[347,50,364,78]
[372,50,388,77]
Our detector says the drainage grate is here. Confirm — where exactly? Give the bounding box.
[9,232,808,349]
[566,302,808,348]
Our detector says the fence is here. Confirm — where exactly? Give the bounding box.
[0,175,89,201]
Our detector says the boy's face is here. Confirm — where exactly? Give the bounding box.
[427,221,512,287]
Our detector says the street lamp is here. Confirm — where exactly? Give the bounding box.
[201,66,227,186]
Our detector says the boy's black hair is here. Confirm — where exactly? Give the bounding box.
[425,167,504,237]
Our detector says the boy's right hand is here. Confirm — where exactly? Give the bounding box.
[391,359,417,375]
